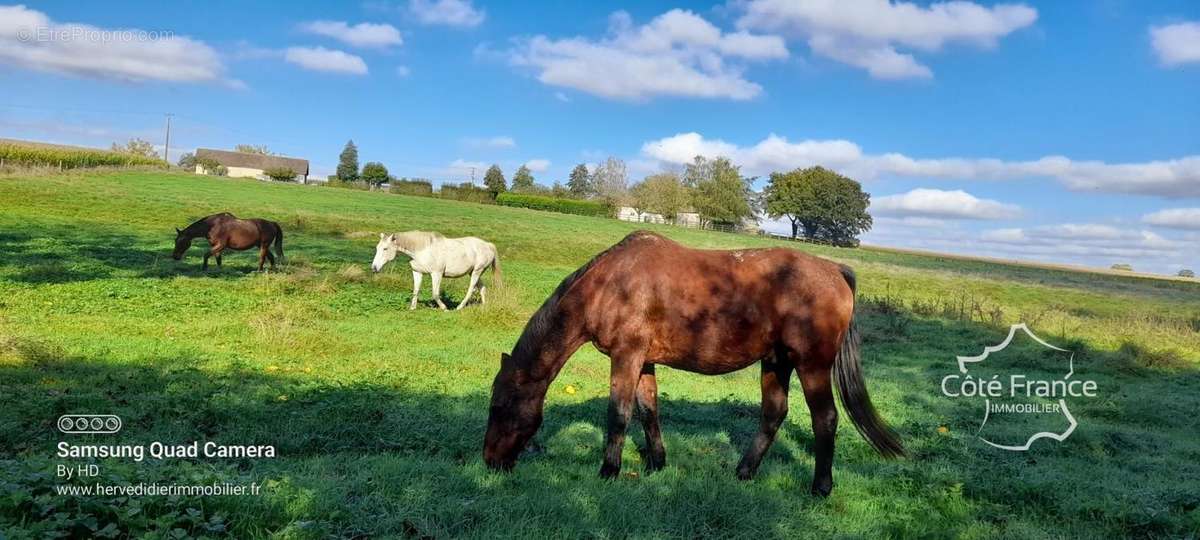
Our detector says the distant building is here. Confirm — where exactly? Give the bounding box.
[194,148,309,183]
[617,206,698,225]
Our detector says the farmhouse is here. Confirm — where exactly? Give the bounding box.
[617,206,701,226]
[194,148,309,183]
[617,206,757,233]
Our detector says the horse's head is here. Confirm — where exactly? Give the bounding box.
[483,352,545,471]
[371,233,399,273]
[171,228,191,260]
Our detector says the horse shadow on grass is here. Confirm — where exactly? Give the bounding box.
[2,308,1198,538]
[0,222,383,284]
[0,226,258,283]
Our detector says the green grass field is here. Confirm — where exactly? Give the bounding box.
[2,171,1198,539]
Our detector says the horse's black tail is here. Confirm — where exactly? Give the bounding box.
[273,223,285,264]
[833,265,906,458]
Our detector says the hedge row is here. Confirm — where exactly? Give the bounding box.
[496,192,612,217]
[0,142,163,169]
[439,183,495,204]
[325,179,372,190]
[389,179,434,197]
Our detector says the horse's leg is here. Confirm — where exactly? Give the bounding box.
[736,351,794,480]
[265,245,277,268]
[799,362,838,497]
[203,243,222,270]
[635,364,666,472]
[258,244,269,272]
[456,269,482,311]
[409,271,423,310]
[216,253,222,267]
[480,285,487,304]
[430,271,448,310]
[600,352,644,478]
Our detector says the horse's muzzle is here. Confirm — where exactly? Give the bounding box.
[371,265,380,273]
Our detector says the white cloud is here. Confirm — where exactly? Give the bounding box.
[1150,22,1200,66]
[876,216,950,228]
[444,159,488,178]
[979,227,1025,243]
[409,0,485,28]
[505,9,788,101]
[462,136,516,149]
[978,223,1184,262]
[868,222,1194,274]
[554,92,571,102]
[641,132,1200,198]
[1143,208,1200,230]
[524,159,551,172]
[717,31,792,59]
[395,65,411,77]
[0,5,229,85]
[735,0,1036,79]
[642,132,744,163]
[298,21,402,49]
[284,47,368,75]
[872,188,1020,220]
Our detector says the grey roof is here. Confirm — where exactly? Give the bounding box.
[195,149,308,175]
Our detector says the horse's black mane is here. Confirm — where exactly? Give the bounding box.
[511,231,655,363]
[182,212,235,236]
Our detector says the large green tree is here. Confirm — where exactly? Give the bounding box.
[630,172,690,221]
[483,164,507,195]
[111,138,160,159]
[566,163,593,198]
[591,157,628,202]
[336,140,359,182]
[361,162,389,187]
[177,152,197,170]
[763,166,872,246]
[688,156,754,227]
[512,165,535,191]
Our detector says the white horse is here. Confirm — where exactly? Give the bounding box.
[371,231,501,310]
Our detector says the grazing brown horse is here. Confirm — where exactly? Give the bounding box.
[172,213,285,271]
[484,231,903,496]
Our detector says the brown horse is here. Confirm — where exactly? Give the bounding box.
[172,212,285,271]
[484,231,903,496]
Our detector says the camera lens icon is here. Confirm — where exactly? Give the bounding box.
[57,414,122,434]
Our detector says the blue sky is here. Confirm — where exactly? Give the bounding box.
[1,0,1198,273]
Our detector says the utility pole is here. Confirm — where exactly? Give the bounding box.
[470,166,476,186]
[163,113,173,168]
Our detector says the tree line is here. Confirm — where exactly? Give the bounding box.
[329,140,873,247]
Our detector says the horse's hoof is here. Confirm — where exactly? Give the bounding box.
[810,480,833,497]
[735,467,755,481]
[599,463,621,479]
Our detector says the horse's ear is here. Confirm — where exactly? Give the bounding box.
[388,234,397,242]
[175,228,181,234]
[379,232,385,239]
[500,353,512,365]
